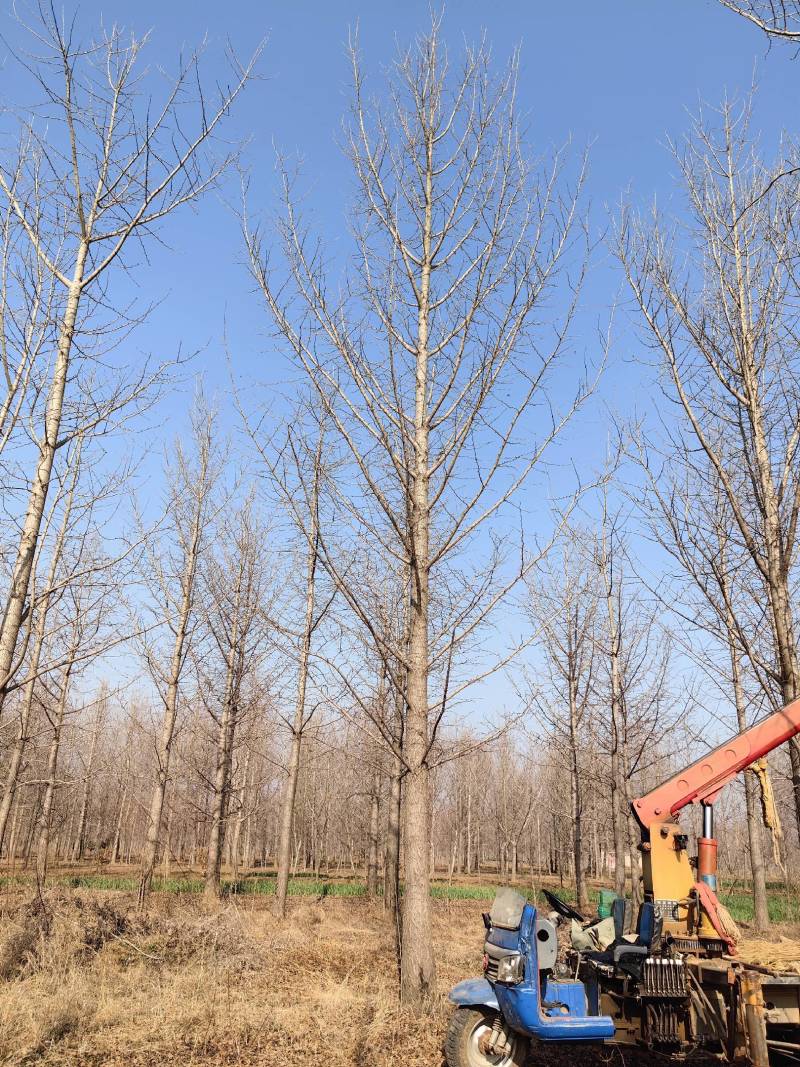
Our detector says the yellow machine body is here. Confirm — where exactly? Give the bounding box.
[642,820,716,941]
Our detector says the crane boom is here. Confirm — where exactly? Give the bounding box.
[632,697,800,831]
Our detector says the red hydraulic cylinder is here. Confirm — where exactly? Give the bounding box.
[697,837,718,890]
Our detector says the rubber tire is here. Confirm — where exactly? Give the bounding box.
[444,1006,528,1067]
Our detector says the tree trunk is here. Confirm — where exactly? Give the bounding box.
[384,752,402,913]
[366,764,380,896]
[727,615,770,931]
[36,659,74,884]
[569,676,588,912]
[399,117,437,1007]
[230,748,250,885]
[71,701,102,862]
[205,693,235,899]
[110,779,128,866]
[0,248,87,721]
[0,634,44,854]
[7,794,22,865]
[275,528,318,918]
[204,602,241,900]
[139,470,207,906]
[608,630,627,895]
[465,780,472,875]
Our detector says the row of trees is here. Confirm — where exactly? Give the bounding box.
[3,680,795,901]
[1,0,800,1010]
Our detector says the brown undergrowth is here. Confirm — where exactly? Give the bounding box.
[1,888,798,1066]
[0,890,479,1066]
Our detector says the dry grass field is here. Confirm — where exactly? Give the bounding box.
[0,887,486,1067]
[0,882,798,1067]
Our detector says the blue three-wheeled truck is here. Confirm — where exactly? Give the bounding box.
[446,700,800,1067]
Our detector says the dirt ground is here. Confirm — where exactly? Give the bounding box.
[0,887,798,1067]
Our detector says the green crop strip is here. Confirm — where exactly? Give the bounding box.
[0,873,795,920]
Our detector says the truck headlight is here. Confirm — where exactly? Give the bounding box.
[495,952,524,985]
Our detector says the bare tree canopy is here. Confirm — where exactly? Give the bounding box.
[2,6,800,1056]
[245,15,593,1005]
[719,0,800,38]
[619,95,800,840]
[0,6,260,721]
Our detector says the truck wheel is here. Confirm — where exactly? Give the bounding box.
[444,1007,528,1067]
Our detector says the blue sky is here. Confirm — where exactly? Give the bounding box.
[2,0,792,449]
[3,0,798,722]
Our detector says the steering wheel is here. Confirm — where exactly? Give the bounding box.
[541,888,586,923]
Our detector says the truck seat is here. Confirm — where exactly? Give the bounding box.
[584,901,661,977]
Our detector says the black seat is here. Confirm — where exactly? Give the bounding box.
[585,901,662,978]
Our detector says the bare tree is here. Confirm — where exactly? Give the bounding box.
[245,17,591,1005]
[34,545,118,884]
[70,685,106,862]
[137,401,221,905]
[109,712,137,866]
[366,754,382,897]
[592,502,679,907]
[629,439,777,930]
[201,495,270,900]
[530,530,599,912]
[618,97,800,842]
[0,411,136,857]
[718,0,800,38]
[0,433,84,851]
[594,505,631,899]
[0,8,259,722]
[490,735,536,882]
[244,406,331,919]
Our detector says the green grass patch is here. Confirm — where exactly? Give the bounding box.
[52,874,206,893]
[1,872,796,924]
[227,877,366,897]
[430,884,495,900]
[720,889,800,925]
[0,872,369,898]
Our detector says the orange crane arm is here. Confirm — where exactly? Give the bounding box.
[632,697,800,831]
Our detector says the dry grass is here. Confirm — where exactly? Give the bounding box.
[1,887,798,1067]
[737,934,800,973]
[0,889,481,1066]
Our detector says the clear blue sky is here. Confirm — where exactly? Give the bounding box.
[3,0,798,720]
[3,0,791,448]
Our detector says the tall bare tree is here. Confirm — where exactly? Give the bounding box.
[593,502,679,906]
[243,403,332,919]
[0,434,84,851]
[630,440,777,930]
[0,8,259,722]
[201,495,269,900]
[619,98,800,843]
[595,506,632,899]
[245,18,591,1005]
[137,401,221,905]
[70,686,106,862]
[34,545,118,884]
[530,531,599,912]
[272,432,325,920]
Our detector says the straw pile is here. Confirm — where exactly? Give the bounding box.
[736,935,800,974]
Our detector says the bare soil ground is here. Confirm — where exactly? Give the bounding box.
[0,886,798,1067]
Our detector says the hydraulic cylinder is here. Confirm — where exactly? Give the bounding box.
[697,803,717,891]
